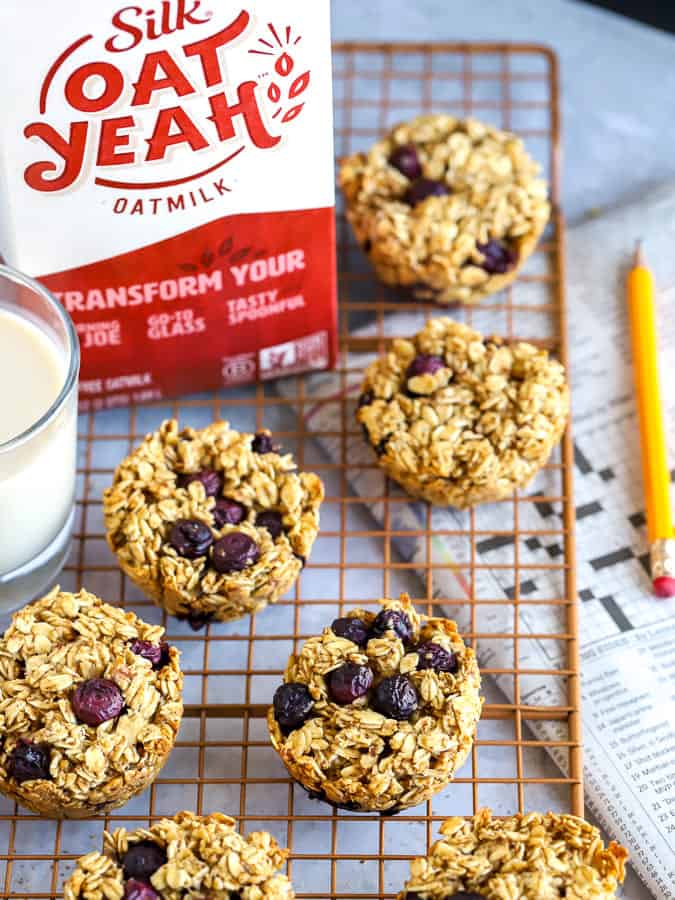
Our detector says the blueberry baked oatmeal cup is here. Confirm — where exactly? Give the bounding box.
[399,808,627,899]
[268,594,482,813]
[103,419,323,628]
[356,317,569,508]
[64,811,295,899]
[0,587,183,818]
[339,114,550,305]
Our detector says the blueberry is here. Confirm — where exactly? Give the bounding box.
[122,840,167,881]
[178,469,223,497]
[123,880,160,900]
[177,610,214,631]
[251,432,275,454]
[405,178,449,206]
[416,641,458,673]
[273,682,314,734]
[72,678,124,726]
[212,532,260,573]
[168,518,213,559]
[129,639,170,670]
[372,674,418,720]
[389,143,422,180]
[406,354,445,380]
[357,391,374,408]
[7,740,51,782]
[213,498,247,528]
[331,616,369,647]
[255,510,284,540]
[370,608,413,643]
[328,663,373,704]
[476,239,517,275]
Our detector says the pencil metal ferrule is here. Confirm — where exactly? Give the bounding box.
[650,538,675,579]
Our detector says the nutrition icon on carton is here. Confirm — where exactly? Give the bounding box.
[0,0,337,408]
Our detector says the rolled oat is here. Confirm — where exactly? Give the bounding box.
[64,810,294,899]
[268,594,482,813]
[399,808,627,899]
[0,587,183,818]
[339,114,550,305]
[356,317,569,507]
[103,420,324,625]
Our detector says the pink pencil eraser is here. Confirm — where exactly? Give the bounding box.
[652,576,675,598]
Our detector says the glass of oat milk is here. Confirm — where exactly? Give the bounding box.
[0,265,79,611]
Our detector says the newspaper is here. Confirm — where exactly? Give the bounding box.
[281,185,675,897]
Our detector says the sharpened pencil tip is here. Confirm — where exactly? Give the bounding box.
[633,239,646,268]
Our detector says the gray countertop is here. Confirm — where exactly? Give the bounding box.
[331,2,675,897]
[332,0,675,225]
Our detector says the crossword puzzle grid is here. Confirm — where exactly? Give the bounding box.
[440,414,663,676]
[572,417,667,640]
[479,412,670,650]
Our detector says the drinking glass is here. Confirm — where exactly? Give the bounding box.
[0,264,79,611]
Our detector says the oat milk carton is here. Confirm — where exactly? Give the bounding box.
[0,0,337,408]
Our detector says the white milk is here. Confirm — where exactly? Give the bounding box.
[0,308,76,574]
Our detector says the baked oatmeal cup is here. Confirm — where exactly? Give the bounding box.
[339,114,550,305]
[268,594,482,813]
[356,317,569,508]
[399,808,627,899]
[0,587,183,818]
[103,419,323,628]
[64,810,295,899]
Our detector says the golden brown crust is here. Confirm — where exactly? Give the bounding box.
[64,811,295,899]
[400,809,627,898]
[103,419,324,624]
[339,114,550,305]
[356,317,569,507]
[268,594,482,812]
[0,587,183,818]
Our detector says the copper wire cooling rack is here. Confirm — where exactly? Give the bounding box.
[0,43,579,899]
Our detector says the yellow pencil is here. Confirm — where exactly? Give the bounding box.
[627,241,675,597]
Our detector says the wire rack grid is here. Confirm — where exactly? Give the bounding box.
[0,42,579,900]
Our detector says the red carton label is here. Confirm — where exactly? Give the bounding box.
[0,0,337,409]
